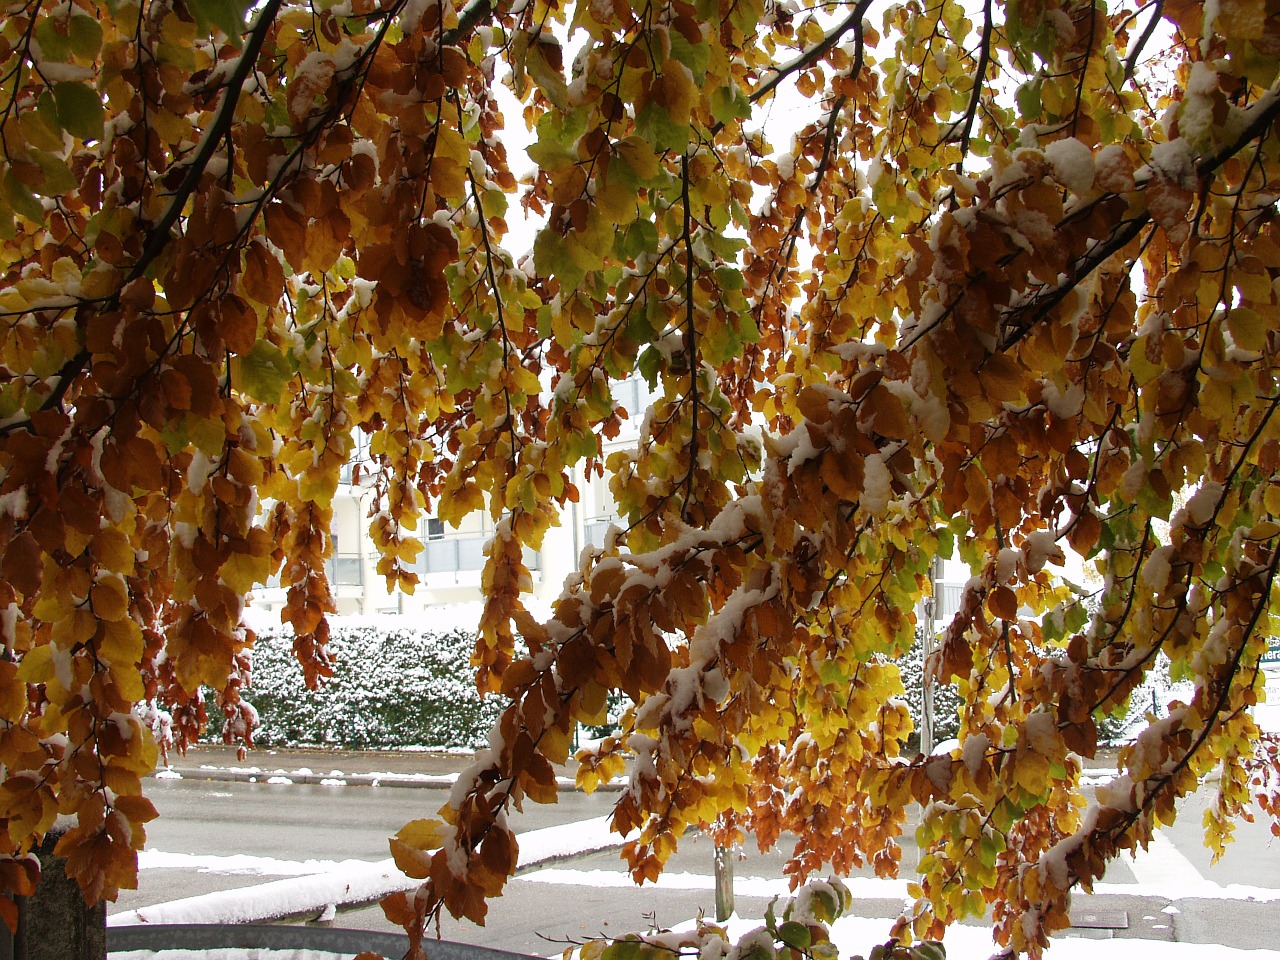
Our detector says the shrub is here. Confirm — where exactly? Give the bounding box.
[894,632,962,749]
[205,612,508,749]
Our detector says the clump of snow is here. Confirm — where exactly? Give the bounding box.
[1044,138,1096,195]
[1176,61,1224,149]
[1182,481,1223,527]
[1149,138,1195,188]
[1094,144,1136,193]
[861,454,892,516]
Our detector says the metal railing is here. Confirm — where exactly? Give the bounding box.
[108,924,536,960]
[326,553,364,586]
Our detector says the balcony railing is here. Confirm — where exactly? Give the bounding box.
[583,518,617,550]
[421,536,540,574]
[326,554,363,587]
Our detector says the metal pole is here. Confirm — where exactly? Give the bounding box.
[921,556,941,756]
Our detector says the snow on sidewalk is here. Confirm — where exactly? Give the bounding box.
[110,816,630,927]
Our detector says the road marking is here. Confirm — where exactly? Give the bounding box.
[1121,829,1205,887]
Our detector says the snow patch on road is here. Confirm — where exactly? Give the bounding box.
[1122,830,1206,887]
[138,851,376,877]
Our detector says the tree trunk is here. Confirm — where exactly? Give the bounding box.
[9,822,106,960]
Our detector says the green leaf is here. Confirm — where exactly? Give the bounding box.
[637,346,661,388]
[711,84,751,125]
[67,14,104,59]
[20,99,65,153]
[35,17,72,61]
[1015,78,1044,121]
[777,921,811,949]
[668,34,710,80]
[527,112,584,169]
[534,230,587,295]
[635,103,690,152]
[2,169,44,222]
[235,340,294,403]
[188,0,251,45]
[29,150,77,197]
[53,82,104,142]
[705,231,747,259]
[935,525,955,560]
[617,219,659,260]
[714,266,745,291]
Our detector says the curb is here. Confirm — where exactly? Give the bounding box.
[152,766,630,792]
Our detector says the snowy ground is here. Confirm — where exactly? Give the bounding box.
[112,797,1280,960]
[114,685,1280,959]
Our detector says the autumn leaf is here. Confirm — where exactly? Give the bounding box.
[2,0,1279,954]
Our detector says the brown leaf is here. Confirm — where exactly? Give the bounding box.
[242,240,285,306]
[864,383,910,439]
[2,533,41,597]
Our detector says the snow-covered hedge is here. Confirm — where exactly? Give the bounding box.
[207,613,508,749]
[894,635,962,746]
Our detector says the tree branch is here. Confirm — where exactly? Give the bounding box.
[959,0,993,157]
[749,0,873,105]
[32,0,284,418]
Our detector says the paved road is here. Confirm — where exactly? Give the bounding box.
[112,760,1280,958]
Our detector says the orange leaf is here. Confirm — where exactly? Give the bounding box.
[989,585,1018,621]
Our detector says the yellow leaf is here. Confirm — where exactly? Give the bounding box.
[90,575,130,622]
[390,818,448,879]
[617,137,659,181]
[1226,307,1266,352]
[15,644,55,685]
[111,663,146,703]
[0,662,28,722]
[91,528,136,574]
[99,618,143,667]
[220,551,273,594]
[1264,484,1280,517]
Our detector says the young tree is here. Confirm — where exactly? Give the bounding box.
[1,0,1278,953]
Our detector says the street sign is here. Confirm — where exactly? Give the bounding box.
[1262,639,1280,669]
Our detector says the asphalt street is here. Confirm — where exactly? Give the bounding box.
[112,746,1280,957]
